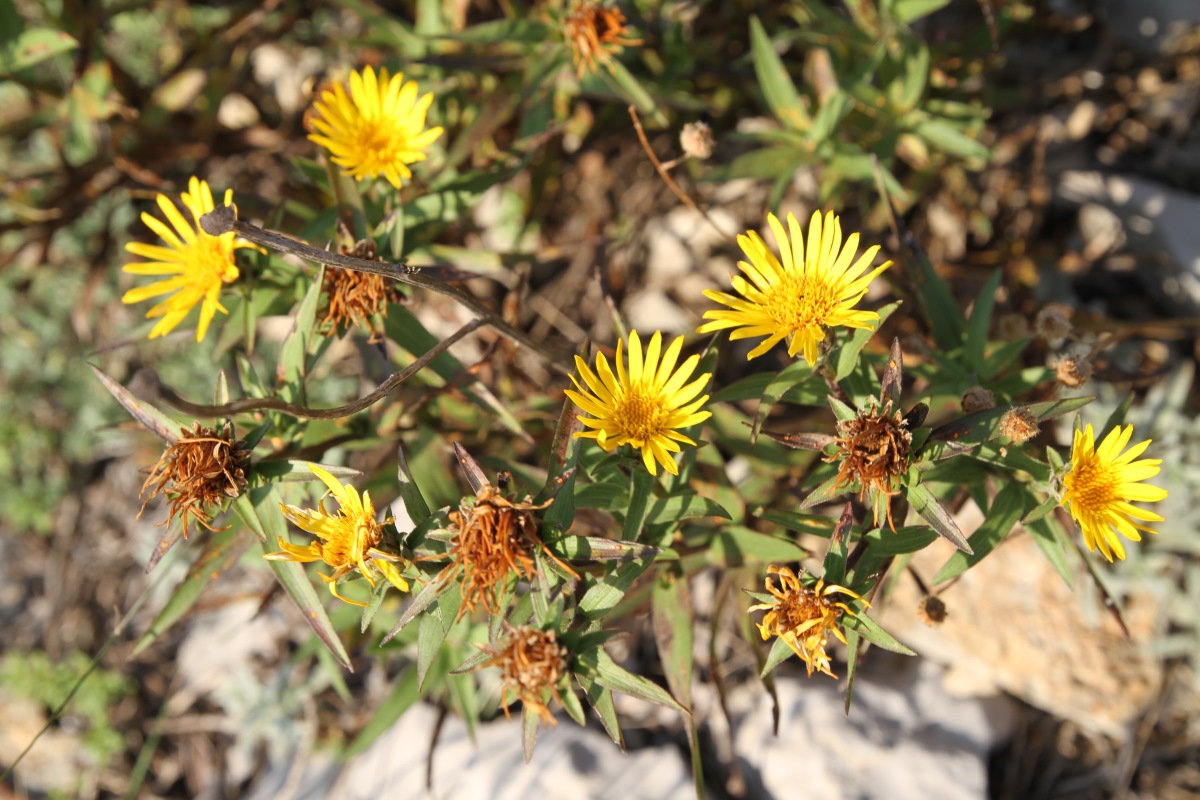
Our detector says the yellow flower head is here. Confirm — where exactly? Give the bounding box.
[266,464,410,606]
[123,177,255,341]
[698,211,891,365]
[564,330,712,476]
[307,65,444,189]
[748,565,866,678]
[1061,423,1168,562]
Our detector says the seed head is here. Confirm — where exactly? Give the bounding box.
[829,399,912,530]
[961,386,996,414]
[1035,303,1073,349]
[679,121,714,160]
[999,407,1039,444]
[320,237,401,340]
[478,625,571,727]
[995,312,1032,342]
[562,1,641,78]
[1054,353,1094,388]
[139,423,249,538]
[918,596,948,626]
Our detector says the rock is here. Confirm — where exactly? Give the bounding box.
[730,657,1017,800]
[1056,171,1200,313]
[876,529,1163,739]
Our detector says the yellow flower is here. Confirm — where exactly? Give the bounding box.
[123,177,255,341]
[266,464,410,606]
[564,330,712,476]
[1061,423,1168,562]
[748,565,866,678]
[697,211,891,365]
[308,65,443,189]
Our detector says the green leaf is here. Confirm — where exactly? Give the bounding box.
[710,526,808,566]
[438,18,551,42]
[234,491,353,669]
[395,443,432,522]
[645,493,731,526]
[417,590,462,691]
[809,90,852,144]
[843,628,861,714]
[579,557,655,620]
[603,58,666,128]
[577,647,687,714]
[860,525,939,556]
[908,246,964,351]
[753,508,835,538]
[1100,393,1134,440]
[964,270,1003,372]
[904,482,973,554]
[90,365,182,444]
[913,117,989,161]
[1027,514,1073,588]
[382,570,453,643]
[276,265,325,403]
[749,16,809,130]
[898,41,930,110]
[345,667,420,757]
[652,570,694,710]
[0,27,78,75]
[926,397,1095,456]
[132,525,246,657]
[551,536,659,562]
[842,613,916,655]
[573,482,628,511]
[798,473,846,511]
[574,673,623,746]
[890,0,952,24]
[1022,494,1059,525]
[932,482,1026,583]
[711,371,829,406]
[522,705,541,763]
[251,461,362,483]
[759,636,795,676]
[751,359,815,441]
[828,394,858,422]
[833,302,900,381]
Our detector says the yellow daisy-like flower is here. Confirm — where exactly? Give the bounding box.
[748,565,866,678]
[697,210,891,365]
[265,464,410,606]
[1061,423,1168,562]
[122,177,255,341]
[564,330,712,476]
[308,65,444,190]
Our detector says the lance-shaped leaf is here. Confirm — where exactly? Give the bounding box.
[645,493,731,526]
[760,430,838,452]
[799,472,846,511]
[933,481,1026,583]
[579,556,656,620]
[251,461,362,483]
[711,526,808,566]
[551,536,660,562]
[750,359,815,442]
[828,394,858,422]
[538,391,584,529]
[345,667,419,757]
[382,568,455,644]
[841,613,916,655]
[835,304,901,383]
[417,590,463,691]
[132,524,247,657]
[879,337,904,406]
[652,568,694,712]
[451,441,489,494]
[903,482,973,554]
[759,636,795,676]
[91,365,182,443]
[574,673,623,747]
[924,396,1095,459]
[964,270,1003,372]
[749,16,809,130]
[233,490,352,669]
[575,647,687,715]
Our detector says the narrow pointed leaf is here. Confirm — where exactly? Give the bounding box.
[577,647,687,714]
[964,269,1003,371]
[749,16,809,129]
[760,636,794,676]
[750,359,815,441]
[904,482,973,554]
[879,337,905,404]
[91,365,181,443]
[933,482,1026,583]
[575,673,623,746]
[842,613,916,655]
[761,430,838,452]
[652,570,694,710]
[452,441,489,495]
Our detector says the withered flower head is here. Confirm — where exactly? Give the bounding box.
[961,385,996,414]
[1054,353,1094,388]
[995,312,1032,343]
[320,237,401,340]
[680,121,714,160]
[1000,407,1039,444]
[1035,303,1073,349]
[562,0,641,78]
[918,596,948,626]
[829,399,913,530]
[749,566,866,679]
[448,485,577,619]
[478,625,571,727]
[139,422,249,538]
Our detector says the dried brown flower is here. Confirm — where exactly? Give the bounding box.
[319,238,401,340]
[139,422,249,538]
[447,484,577,619]
[961,386,996,414]
[918,596,948,626]
[1035,303,1073,349]
[999,407,1039,444]
[829,399,913,530]
[1055,353,1094,387]
[680,121,714,160]
[995,312,1031,342]
[562,0,641,78]
[478,625,571,726]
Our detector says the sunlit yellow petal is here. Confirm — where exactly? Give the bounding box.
[698,210,890,365]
